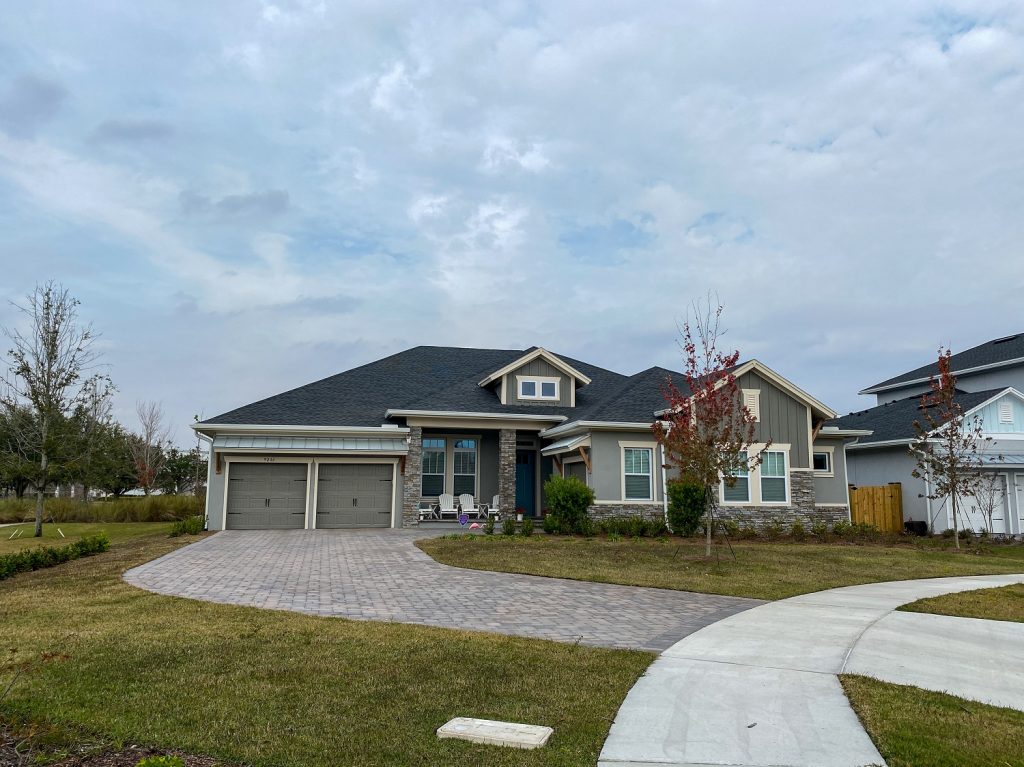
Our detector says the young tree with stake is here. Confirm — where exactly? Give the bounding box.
[130,400,171,495]
[653,299,765,558]
[910,348,990,548]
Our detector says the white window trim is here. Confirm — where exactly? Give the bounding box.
[517,375,561,401]
[812,446,835,477]
[561,456,589,487]
[760,449,790,506]
[620,440,656,502]
[452,438,479,497]
[718,443,791,506]
[742,388,761,422]
[419,434,481,499]
[421,438,447,498]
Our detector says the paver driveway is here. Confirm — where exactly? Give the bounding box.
[124,530,761,651]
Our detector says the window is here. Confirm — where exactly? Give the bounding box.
[453,439,477,496]
[761,451,788,503]
[742,389,760,421]
[813,450,832,474]
[723,451,750,503]
[517,376,559,401]
[421,438,445,496]
[623,447,653,500]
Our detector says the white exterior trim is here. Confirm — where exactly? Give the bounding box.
[386,409,566,423]
[620,440,657,502]
[846,438,914,451]
[477,347,592,387]
[516,374,561,401]
[812,446,835,477]
[541,420,653,438]
[195,423,410,437]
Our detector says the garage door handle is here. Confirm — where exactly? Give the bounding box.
[352,498,358,506]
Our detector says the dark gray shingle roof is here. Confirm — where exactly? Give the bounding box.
[863,334,1024,393]
[829,388,1003,444]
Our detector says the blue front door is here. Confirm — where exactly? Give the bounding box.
[515,450,536,516]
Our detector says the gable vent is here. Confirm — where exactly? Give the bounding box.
[742,389,761,422]
[998,400,1014,424]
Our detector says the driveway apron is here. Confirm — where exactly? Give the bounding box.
[124,529,762,652]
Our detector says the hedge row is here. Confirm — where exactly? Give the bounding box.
[0,533,110,581]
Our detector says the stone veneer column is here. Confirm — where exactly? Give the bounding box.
[790,471,817,515]
[401,426,423,527]
[498,429,517,518]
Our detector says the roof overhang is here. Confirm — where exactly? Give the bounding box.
[477,347,592,387]
[541,420,653,438]
[541,434,592,456]
[817,427,873,438]
[651,359,837,421]
[192,423,410,439]
[212,435,408,454]
[860,356,1024,395]
[846,438,913,451]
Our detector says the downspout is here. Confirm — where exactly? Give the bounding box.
[660,442,670,530]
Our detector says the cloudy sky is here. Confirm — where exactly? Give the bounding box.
[1,1,1022,442]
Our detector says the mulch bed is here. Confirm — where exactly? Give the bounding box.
[1,724,234,766]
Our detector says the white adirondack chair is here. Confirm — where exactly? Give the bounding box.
[485,494,502,519]
[437,493,458,520]
[458,493,481,519]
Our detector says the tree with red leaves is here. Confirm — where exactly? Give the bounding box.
[910,347,990,548]
[652,299,766,557]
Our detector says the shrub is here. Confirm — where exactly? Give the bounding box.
[762,518,785,541]
[810,520,829,539]
[720,519,740,538]
[483,516,495,535]
[501,517,516,536]
[0,495,203,525]
[789,521,806,541]
[0,533,110,581]
[736,522,758,540]
[541,514,560,535]
[666,480,706,537]
[137,757,185,767]
[169,515,204,537]
[607,532,622,542]
[646,518,669,538]
[519,518,534,537]
[832,519,852,538]
[543,475,595,535]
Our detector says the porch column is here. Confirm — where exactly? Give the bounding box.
[498,428,516,517]
[401,426,423,527]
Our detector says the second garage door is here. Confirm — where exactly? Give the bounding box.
[316,463,393,528]
[226,462,308,529]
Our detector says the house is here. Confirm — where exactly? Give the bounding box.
[833,333,1024,535]
[193,346,857,531]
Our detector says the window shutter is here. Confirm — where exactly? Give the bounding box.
[743,389,760,421]
[998,400,1013,424]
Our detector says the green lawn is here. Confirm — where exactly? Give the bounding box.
[901,582,1024,623]
[0,521,172,553]
[842,675,1024,767]
[418,535,1024,600]
[1,532,652,767]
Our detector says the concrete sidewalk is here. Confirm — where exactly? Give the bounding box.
[599,573,1024,767]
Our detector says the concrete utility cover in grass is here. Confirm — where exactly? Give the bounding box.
[437,717,553,749]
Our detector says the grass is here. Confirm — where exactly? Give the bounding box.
[842,675,1024,767]
[0,522,173,553]
[1,531,652,767]
[418,535,1024,600]
[901,582,1024,623]
[0,495,202,524]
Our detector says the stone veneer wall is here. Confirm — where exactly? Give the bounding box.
[498,429,516,516]
[587,504,665,521]
[716,470,849,529]
[401,426,423,527]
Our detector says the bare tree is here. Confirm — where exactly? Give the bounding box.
[971,472,1005,536]
[0,282,109,536]
[130,400,170,495]
[910,348,990,549]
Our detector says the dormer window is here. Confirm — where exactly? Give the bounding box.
[518,376,559,401]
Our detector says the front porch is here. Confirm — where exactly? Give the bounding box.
[401,426,558,526]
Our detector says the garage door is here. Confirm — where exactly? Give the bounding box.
[316,463,393,528]
[226,462,308,529]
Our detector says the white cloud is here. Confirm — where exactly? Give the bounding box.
[480,136,550,174]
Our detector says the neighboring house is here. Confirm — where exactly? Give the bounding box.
[833,333,1024,536]
[193,346,856,532]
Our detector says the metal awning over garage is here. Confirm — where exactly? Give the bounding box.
[213,435,408,453]
[541,433,591,456]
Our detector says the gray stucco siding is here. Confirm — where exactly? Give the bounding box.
[811,436,849,505]
[507,358,573,407]
[846,445,928,527]
[589,430,662,503]
[738,371,811,468]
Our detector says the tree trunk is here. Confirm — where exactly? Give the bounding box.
[35,439,48,537]
[952,493,960,550]
[705,485,714,558]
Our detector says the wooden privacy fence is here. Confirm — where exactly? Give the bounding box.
[849,483,904,533]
